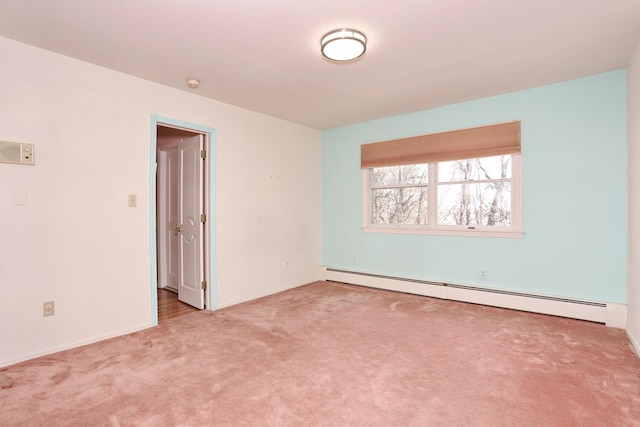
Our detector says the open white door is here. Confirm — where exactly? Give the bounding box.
[165,148,180,288]
[177,134,205,309]
[157,147,180,289]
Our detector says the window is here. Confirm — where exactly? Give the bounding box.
[361,122,522,237]
[365,154,521,236]
[371,163,429,225]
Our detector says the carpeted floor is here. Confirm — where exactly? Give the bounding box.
[1,281,639,426]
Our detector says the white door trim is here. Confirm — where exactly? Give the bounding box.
[150,115,216,325]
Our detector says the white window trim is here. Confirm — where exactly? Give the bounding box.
[362,155,523,238]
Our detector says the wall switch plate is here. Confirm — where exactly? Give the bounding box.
[43,301,55,317]
[128,194,137,207]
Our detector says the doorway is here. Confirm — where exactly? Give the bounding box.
[150,116,216,325]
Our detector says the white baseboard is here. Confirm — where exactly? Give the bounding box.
[627,328,640,356]
[606,303,628,328]
[216,282,312,311]
[0,322,152,368]
[322,267,627,328]
[3,280,320,368]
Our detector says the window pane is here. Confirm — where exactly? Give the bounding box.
[438,182,511,226]
[372,164,428,186]
[438,155,511,182]
[372,187,427,225]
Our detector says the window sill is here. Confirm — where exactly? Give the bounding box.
[362,226,523,238]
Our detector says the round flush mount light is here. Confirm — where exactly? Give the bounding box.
[321,28,367,62]
[187,78,200,89]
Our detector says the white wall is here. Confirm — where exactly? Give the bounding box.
[0,37,322,366]
[628,39,640,353]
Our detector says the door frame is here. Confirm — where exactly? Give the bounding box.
[150,115,216,325]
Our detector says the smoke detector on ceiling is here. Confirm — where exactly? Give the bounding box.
[187,79,200,89]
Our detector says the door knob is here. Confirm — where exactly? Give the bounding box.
[174,226,181,233]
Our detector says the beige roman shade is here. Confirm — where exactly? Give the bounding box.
[361,121,521,168]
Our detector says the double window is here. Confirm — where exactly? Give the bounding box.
[361,122,522,237]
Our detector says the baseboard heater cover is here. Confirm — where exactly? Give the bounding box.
[322,267,626,328]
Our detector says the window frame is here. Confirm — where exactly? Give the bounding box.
[362,154,522,238]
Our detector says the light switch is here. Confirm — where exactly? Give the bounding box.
[128,194,137,207]
[21,144,34,164]
[13,189,27,205]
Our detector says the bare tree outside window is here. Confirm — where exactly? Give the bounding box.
[369,155,515,231]
[371,164,428,225]
[438,155,512,227]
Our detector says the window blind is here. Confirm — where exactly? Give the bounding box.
[361,121,521,168]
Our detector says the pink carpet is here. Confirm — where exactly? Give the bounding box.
[1,281,639,426]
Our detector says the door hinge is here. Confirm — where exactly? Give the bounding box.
[200,213,207,223]
[200,150,206,159]
[201,280,207,291]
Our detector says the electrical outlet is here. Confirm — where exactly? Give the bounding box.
[43,301,55,317]
[479,270,486,279]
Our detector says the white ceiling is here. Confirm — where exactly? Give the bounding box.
[1,0,639,130]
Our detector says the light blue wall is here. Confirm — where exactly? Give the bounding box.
[322,70,628,303]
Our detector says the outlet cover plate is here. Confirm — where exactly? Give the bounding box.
[43,301,55,317]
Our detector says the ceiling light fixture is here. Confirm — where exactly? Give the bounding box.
[321,28,367,62]
[187,78,200,89]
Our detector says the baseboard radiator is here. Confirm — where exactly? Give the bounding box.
[321,267,627,328]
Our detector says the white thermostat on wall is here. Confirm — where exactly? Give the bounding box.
[0,141,35,165]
